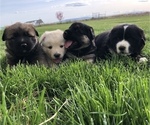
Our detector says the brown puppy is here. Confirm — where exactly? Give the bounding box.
[2,22,48,66]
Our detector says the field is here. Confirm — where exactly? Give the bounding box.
[0,14,150,125]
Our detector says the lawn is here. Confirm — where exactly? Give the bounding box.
[0,14,150,125]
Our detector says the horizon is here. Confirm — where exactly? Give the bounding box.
[0,0,150,27]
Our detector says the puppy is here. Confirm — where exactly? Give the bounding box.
[95,24,148,63]
[40,29,67,66]
[63,22,96,63]
[2,22,48,66]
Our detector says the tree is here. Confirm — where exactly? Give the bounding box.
[56,11,63,23]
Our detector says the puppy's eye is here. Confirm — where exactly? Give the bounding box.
[25,32,34,37]
[28,34,35,38]
[60,45,64,48]
[48,46,52,49]
[29,35,34,37]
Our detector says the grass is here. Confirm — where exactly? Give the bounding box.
[0,14,150,125]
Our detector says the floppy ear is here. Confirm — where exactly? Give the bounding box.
[139,29,146,50]
[29,24,39,36]
[133,25,146,46]
[88,27,95,41]
[34,29,39,37]
[39,32,47,45]
[139,28,146,46]
[32,26,39,36]
[140,29,146,42]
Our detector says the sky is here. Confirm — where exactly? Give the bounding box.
[0,0,150,27]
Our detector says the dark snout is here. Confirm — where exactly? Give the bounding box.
[19,37,34,53]
[20,42,30,53]
[63,30,72,40]
[118,46,126,52]
[21,43,28,49]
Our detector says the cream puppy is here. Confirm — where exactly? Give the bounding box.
[40,29,67,66]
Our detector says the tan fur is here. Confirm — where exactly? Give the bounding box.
[2,22,49,67]
[2,22,38,40]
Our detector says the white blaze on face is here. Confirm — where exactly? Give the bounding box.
[116,25,131,55]
[124,25,128,31]
[123,25,128,38]
[116,40,130,55]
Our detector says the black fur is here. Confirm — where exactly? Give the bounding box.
[2,22,47,66]
[95,24,146,61]
[63,22,96,62]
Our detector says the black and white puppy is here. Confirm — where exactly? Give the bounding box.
[95,24,148,63]
[63,22,96,63]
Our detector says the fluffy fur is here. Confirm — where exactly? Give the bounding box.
[40,29,67,67]
[63,22,96,63]
[95,24,148,63]
[2,22,48,66]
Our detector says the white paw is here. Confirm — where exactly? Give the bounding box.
[85,58,94,63]
[138,57,148,63]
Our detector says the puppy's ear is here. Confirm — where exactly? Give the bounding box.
[140,29,146,41]
[133,25,146,44]
[139,28,146,50]
[88,27,95,41]
[29,24,39,37]
[34,29,39,37]
[31,26,39,36]
[39,32,47,45]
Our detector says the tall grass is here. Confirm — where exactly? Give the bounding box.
[0,14,150,125]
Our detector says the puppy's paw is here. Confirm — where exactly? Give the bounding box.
[138,57,148,63]
[86,59,94,63]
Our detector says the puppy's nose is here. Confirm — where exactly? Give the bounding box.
[63,30,68,38]
[63,30,71,40]
[119,46,125,51]
[21,43,27,48]
[54,53,61,58]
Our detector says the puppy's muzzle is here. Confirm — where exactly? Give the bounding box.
[63,30,72,40]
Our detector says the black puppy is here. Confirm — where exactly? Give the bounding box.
[95,24,148,63]
[2,22,48,66]
[63,22,96,63]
